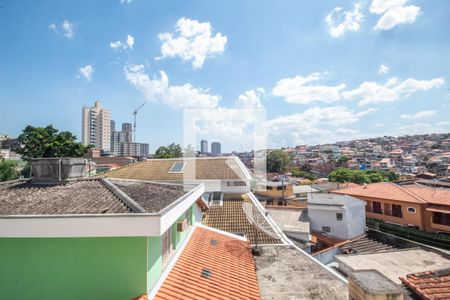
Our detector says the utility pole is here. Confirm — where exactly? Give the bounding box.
[132,102,146,142]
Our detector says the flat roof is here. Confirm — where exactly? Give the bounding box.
[336,249,450,284]
[254,245,348,300]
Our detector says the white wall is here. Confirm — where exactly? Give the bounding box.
[308,198,365,240]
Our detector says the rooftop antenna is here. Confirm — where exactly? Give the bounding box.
[132,102,146,142]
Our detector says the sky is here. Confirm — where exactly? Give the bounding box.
[0,0,449,153]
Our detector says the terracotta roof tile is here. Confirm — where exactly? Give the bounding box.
[400,268,450,300]
[202,195,281,245]
[103,157,249,181]
[154,226,260,300]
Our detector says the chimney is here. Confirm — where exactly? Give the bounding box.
[348,270,404,300]
[31,158,87,183]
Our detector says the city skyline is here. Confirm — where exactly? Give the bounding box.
[1,1,450,152]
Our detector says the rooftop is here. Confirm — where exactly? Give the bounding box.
[266,207,309,234]
[254,245,348,300]
[334,182,450,206]
[336,249,450,284]
[400,268,450,300]
[154,225,260,300]
[103,157,251,181]
[202,194,281,245]
[0,178,195,215]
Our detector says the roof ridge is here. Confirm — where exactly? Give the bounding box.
[100,178,146,213]
[392,183,428,204]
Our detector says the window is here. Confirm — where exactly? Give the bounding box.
[162,228,172,264]
[322,226,331,233]
[392,204,403,218]
[169,162,186,173]
[336,213,343,221]
[407,207,416,213]
[267,186,273,190]
[372,201,382,214]
[432,212,450,226]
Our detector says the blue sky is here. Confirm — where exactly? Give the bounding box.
[1,0,449,152]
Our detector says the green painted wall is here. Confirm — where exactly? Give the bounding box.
[0,237,147,300]
[147,236,162,291]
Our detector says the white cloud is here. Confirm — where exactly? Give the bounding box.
[124,64,220,108]
[110,34,134,50]
[356,107,378,117]
[378,64,390,74]
[370,0,421,31]
[342,77,445,106]
[391,123,444,136]
[264,106,369,147]
[120,0,132,4]
[49,20,76,39]
[156,17,227,69]
[326,2,364,38]
[374,5,420,30]
[370,0,407,14]
[400,110,437,120]
[437,121,450,127]
[272,72,346,104]
[235,88,265,108]
[78,65,94,81]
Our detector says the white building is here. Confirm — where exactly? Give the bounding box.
[307,193,366,240]
[81,101,111,151]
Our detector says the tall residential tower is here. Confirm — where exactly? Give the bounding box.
[81,101,111,151]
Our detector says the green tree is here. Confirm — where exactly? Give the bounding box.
[154,143,183,158]
[291,168,316,180]
[267,150,291,173]
[387,171,399,181]
[16,125,89,159]
[365,170,386,183]
[0,160,20,181]
[328,168,370,184]
[336,156,350,167]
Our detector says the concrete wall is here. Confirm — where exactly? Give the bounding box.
[309,201,365,240]
[0,237,147,300]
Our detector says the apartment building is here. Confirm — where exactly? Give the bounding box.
[81,101,111,151]
[110,122,149,157]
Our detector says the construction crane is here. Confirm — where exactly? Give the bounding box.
[132,102,146,142]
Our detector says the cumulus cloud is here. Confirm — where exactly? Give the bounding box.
[264,106,369,147]
[272,72,346,104]
[110,34,134,50]
[78,65,94,81]
[120,0,132,4]
[235,88,265,108]
[378,64,390,74]
[49,20,76,39]
[400,110,437,120]
[370,0,420,31]
[391,123,444,136]
[156,17,227,69]
[326,2,364,38]
[124,64,220,108]
[342,77,445,106]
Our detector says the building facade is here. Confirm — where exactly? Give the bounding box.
[111,122,149,157]
[211,142,221,156]
[200,139,208,153]
[81,101,111,151]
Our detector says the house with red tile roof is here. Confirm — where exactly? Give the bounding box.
[333,182,450,233]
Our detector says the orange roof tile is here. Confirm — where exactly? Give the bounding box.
[400,268,450,300]
[154,226,260,300]
[332,182,427,204]
[403,186,450,206]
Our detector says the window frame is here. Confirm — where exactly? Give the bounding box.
[407,207,416,214]
[168,161,186,173]
[336,212,343,221]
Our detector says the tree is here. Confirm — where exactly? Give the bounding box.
[16,125,89,159]
[0,160,19,181]
[267,150,291,173]
[336,156,350,167]
[387,171,399,181]
[365,170,386,183]
[154,143,183,158]
[291,168,316,180]
[328,168,370,184]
